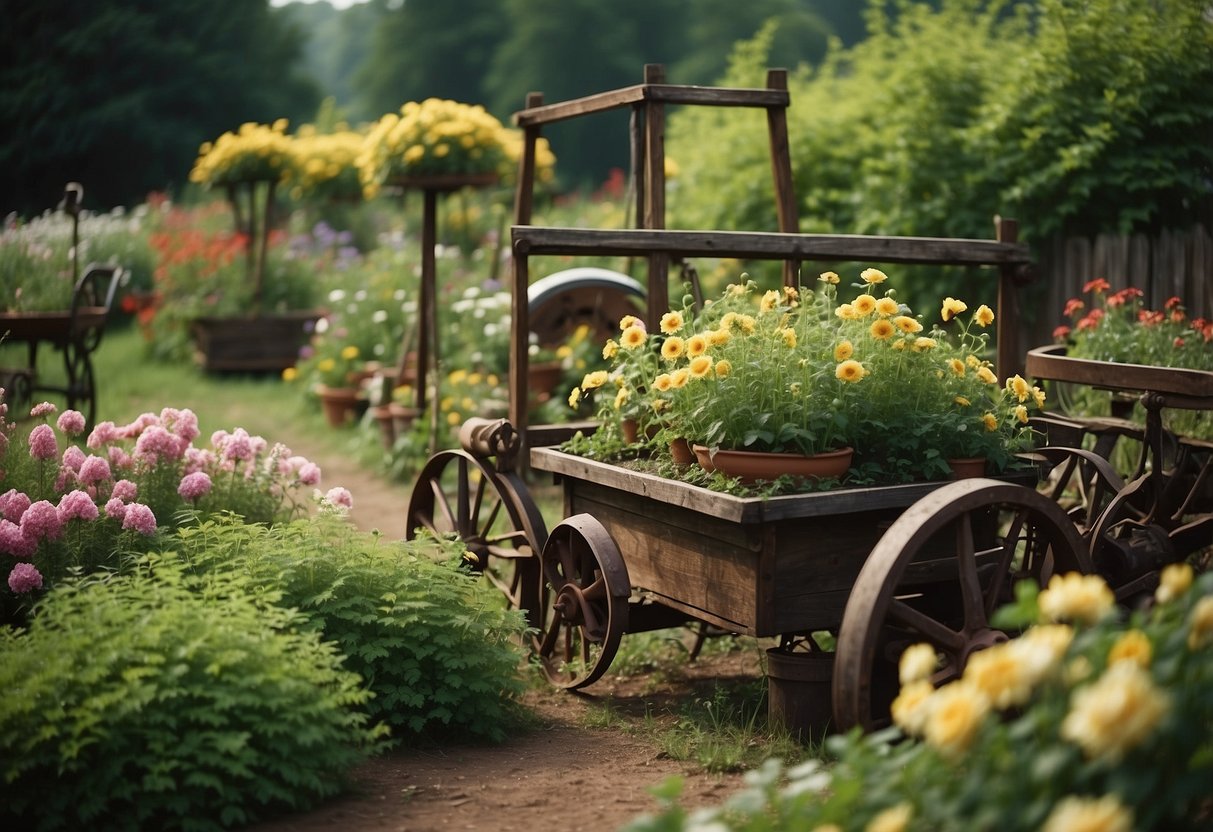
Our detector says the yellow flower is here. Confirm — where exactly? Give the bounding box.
[1041,795,1133,832]
[714,360,731,378]
[948,358,966,376]
[836,360,867,382]
[966,354,982,368]
[567,387,581,408]
[613,387,631,410]
[621,324,647,350]
[602,339,619,359]
[810,826,843,832]
[720,311,739,331]
[446,411,462,426]
[660,310,684,334]
[977,366,998,385]
[875,296,900,317]
[835,303,859,320]
[580,370,609,390]
[282,367,298,382]
[782,285,800,306]
[1189,596,1213,649]
[818,271,840,284]
[661,336,685,361]
[853,294,877,316]
[1108,629,1152,668]
[708,327,731,346]
[924,682,990,757]
[760,289,780,313]
[467,372,483,385]
[891,680,934,736]
[834,340,854,361]
[1061,660,1169,762]
[619,314,643,332]
[318,358,335,373]
[860,267,889,285]
[738,315,757,334]
[899,643,937,686]
[982,412,998,431]
[1007,374,1031,402]
[941,297,968,321]
[652,373,673,393]
[1156,563,1194,604]
[893,315,922,333]
[686,333,709,357]
[964,641,1039,710]
[865,803,912,832]
[779,327,797,348]
[954,396,970,407]
[670,368,691,388]
[1038,572,1115,625]
[912,337,937,351]
[689,355,713,378]
[869,319,895,340]
[974,304,995,327]
[1014,404,1029,423]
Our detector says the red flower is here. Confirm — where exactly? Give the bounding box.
[1164,296,1182,310]
[1063,298,1085,317]
[1137,310,1165,326]
[1171,309,1186,324]
[1106,287,1143,308]
[1174,337,1186,348]
[1083,278,1111,294]
[1053,324,1072,341]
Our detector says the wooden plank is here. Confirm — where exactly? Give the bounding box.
[1026,344,1213,400]
[764,68,800,286]
[513,83,790,128]
[512,226,1030,266]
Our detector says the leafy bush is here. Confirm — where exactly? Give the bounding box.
[624,567,1213,831]
[172,515,531,742]
[0,554,383,831]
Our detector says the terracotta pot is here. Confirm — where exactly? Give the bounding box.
[621,418,660,445]
[693,445,852,485]
[389,402,422,435]
[370,404,396,449]
[947,457,988,479]
[528,360,565,404]
[317,385,362,428]
[669,437,695,466]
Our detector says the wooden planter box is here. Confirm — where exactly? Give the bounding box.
[191,312,320,373]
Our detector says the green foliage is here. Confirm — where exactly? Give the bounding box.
[0,555,382,831]
[171,515,531,742]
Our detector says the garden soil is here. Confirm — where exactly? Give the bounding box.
[245,430,762,832]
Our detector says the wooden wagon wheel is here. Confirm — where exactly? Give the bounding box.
[536,514,630,689]
[833,480,1090,732]
[1033,446,1127,534]
[406,449,547,630]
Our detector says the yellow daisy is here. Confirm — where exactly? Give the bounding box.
[870,319,895,340]
[661,336,685,361]
[834,340,854,361]
[836,360,867,382]
[659,310,684,334]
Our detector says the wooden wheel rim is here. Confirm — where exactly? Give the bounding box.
[833,479,1090,732]
[536,514,629,690]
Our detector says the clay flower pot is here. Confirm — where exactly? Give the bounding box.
[946,457,988,479]
[317,385,362,428]
[692,445,853,485]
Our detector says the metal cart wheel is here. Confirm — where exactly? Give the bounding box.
[536,514,630,689]
[833,479,1091,732]
[406,449,547,630]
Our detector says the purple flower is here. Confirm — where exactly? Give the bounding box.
[77,455,112,486]
[20,500,63,542]
[28,424,58,461]
[56,409,86,436]
[121,502,157,536]
[0,520,36,559]
[29,401,57,419]
[297,461,321,487]
[323,486,354,511]
[58,490,99,522]
[0,489,31,523]
[177,471,212,502]
[104,498,126,522]
[62,445,86,472]
[110,479,138,503]
[7,562,43,594]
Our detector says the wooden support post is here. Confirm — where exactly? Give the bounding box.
[765,69,800,287]
[416,188,439,414]
[512,92,544,227]
[995,216,1020,380]
[643,63,669,331]
[509,245,531,442]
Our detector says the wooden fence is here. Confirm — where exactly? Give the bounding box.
[1025,224,1212,350]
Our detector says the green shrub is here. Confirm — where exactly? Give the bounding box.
[0,555,383,831]
[172,515,531,742]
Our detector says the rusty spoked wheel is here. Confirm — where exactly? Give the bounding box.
[406,449,547,630]
[833,480,1090,732]
[536,514,630,689]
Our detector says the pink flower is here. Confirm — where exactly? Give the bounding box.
[7,562,43,594]
[62,445,86,472]
[121,502,157,536]
[108,446,133,471]
[0,489,31,523]
[53,467,74,494]
[58,490,99,522]
[183,447,215,474]
[110,479,138,503]
[77,455,112,486]
[87,421,118,449]
[56,409,86,436]
[161,407,200,444]
[28,424,58,461]
[0,520,36,559]
[29,401,57,419]
[177,471,212,502]
[134,425,187,464]
[20,500,63,542]
[104,498,127,522]
[297,461,321,487]
[322,486,354,511]
[120,412,159,439]
[219,428,254,462]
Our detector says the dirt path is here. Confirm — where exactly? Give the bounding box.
[252,428,760,832]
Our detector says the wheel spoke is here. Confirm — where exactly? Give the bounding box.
[429,477,456,533]
[953,511,988,632]
[888,598,965,652]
